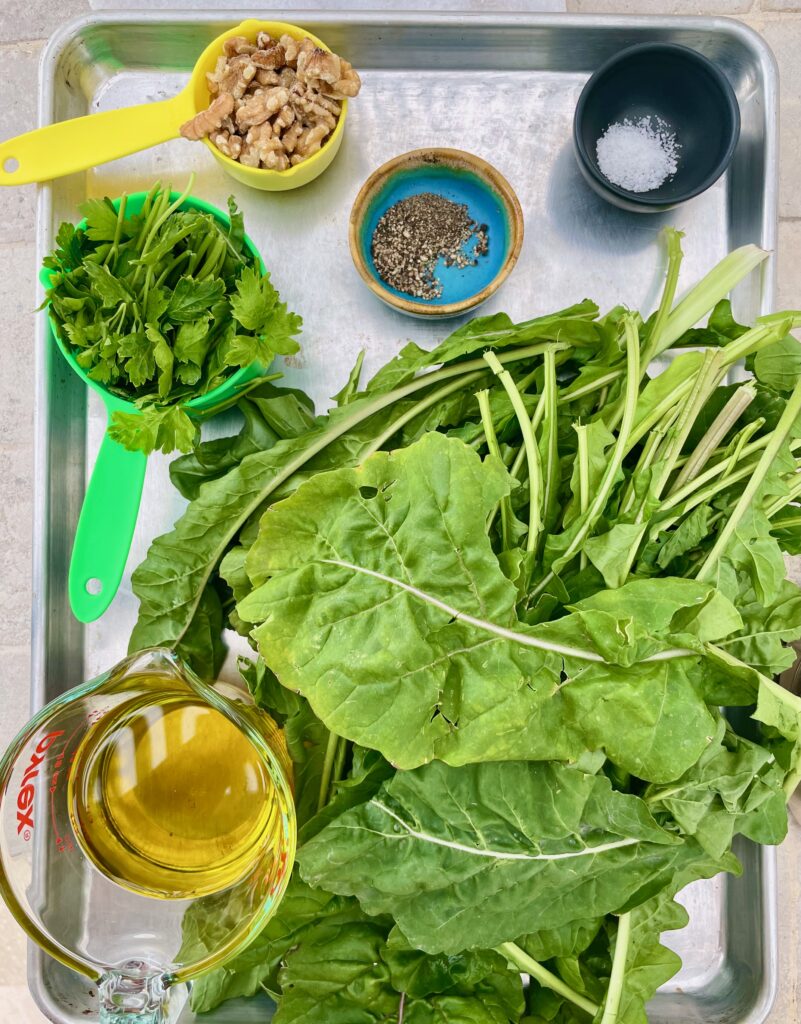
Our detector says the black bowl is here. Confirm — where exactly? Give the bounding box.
[573,42,740,213]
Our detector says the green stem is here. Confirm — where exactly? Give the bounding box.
[561,369,624,403]
[600,914,632,1024]
[651,349,726,498]
[317,730,340,812]
[765,472,801,518]
[477,389,513,549]
[484,350,543,553]
[697,376,801,583]
[619,427,668,519]
[531,317,640,598]
[332,735,349,786]
[104,192,128,268]
[575,423,589,570]
[641,227,684,366]
[498,943,599,1018]
[719,418,766,482]
[540,349,559,534]
[670,382,756,494]
[363,370,487,459]
[657,244,769,355]
[509,392,547,481]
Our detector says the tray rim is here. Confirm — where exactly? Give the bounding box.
[29,10,780,1024]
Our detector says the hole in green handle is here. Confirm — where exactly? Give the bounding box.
[3,156,18,173]
[86,578,103,596]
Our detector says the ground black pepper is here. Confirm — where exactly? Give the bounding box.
[371,192,489,300]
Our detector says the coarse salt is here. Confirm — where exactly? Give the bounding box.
[595,116,680,193]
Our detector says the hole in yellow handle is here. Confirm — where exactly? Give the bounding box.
[85,578,103,596]
[3,156,19,173]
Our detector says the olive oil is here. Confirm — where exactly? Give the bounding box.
[68,674,285,900]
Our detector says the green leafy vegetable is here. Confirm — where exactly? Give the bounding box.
[140,231,801,1021]
[42,180,301,455]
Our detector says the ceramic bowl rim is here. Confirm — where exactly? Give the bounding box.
[348,147,524,317]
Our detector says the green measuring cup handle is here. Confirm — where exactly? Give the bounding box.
[69,402,147,623]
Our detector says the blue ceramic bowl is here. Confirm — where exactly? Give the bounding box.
[349,148,524,318]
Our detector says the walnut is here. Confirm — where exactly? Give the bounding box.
[256,31,274,49]
[295,122,329,160]
[273,104,296,130]
[256,68,281,86]
[325,60,362,99]
[223,35,257,57]
[281,34,315,69]
[180,93,235,141]
[281,121,304,154]
[205,56,227,96]
[279,66,296,89]
[251,42,286,70]
[235,86,290,129]
[297,47,341,86]
[210,130,242,160]
[288,84,337,131]
[243,123,287,170]
[239,142,261,168]
[246,122,273,143]
[312,92,341,117]
[214,54,257,100]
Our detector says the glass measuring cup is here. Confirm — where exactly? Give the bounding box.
[0,648,296,1023]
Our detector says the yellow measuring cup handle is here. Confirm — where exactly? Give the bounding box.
[0,89,195,186]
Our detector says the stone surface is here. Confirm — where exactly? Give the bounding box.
[0,0,88,45]
[762,0,801,10]
[760,17,801,218]
[0,445,34,645]
[0,44,43,241]
[777,219,801,310]
[0,244,37,448]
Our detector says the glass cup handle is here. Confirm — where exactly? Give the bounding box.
[98,967,170,1024]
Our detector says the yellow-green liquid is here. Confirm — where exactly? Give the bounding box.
[68,676,284,900]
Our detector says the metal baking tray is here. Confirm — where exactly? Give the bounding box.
[31,10,779,1023]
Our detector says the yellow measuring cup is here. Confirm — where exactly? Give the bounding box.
[0,20,348,192]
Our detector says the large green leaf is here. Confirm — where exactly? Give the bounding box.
[298,760,689,955]
[239,433,567,769]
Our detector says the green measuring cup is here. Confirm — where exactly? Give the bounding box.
[40,191,267,623]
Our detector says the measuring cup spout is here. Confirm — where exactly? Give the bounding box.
[99,963,177,1024]
[0,89,194,186]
